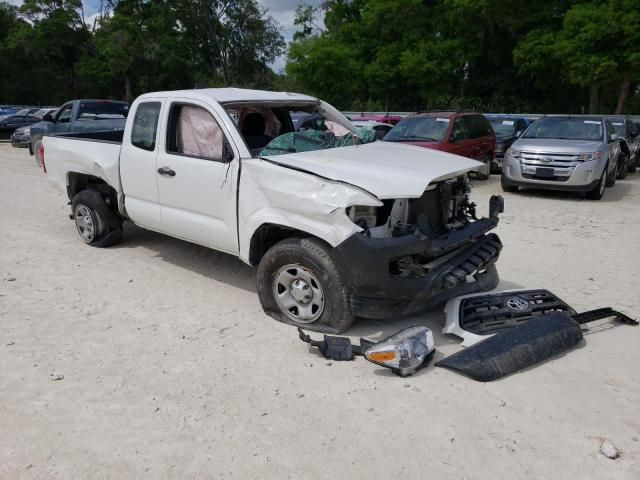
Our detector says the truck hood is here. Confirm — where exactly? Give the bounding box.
[513,138,603,154]
[260,142,482,199]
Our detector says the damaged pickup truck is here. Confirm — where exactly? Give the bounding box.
[41,88,503,333]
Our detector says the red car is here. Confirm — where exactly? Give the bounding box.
[383,111,496,179]
[351,114,402,125]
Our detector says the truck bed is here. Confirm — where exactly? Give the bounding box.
[43,131,123,195]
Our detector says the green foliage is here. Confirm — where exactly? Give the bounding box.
[287,0,640,113]
[0,0,285,104]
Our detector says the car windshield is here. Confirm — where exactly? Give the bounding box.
[384,116,449,142]
[610,121,626,137]
[78,102,129,120]
[523,118,603,141]
[489,119,516,137]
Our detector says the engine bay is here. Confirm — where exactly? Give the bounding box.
[347,176,479,239]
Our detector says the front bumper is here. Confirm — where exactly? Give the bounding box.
[331,226,502,320]
[11,132,30,147]
[502,153,606,191]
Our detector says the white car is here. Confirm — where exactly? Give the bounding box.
[41,88,503,333]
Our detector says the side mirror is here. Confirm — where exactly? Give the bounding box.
[450,132,460,143]
[516,130,523,137]
[43,113,54,122]
[609,133,618,142]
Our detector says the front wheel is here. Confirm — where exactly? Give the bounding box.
[71,190,123,248]
[629,155,637,173]
[585,167,607,200]
[256,237,354,333]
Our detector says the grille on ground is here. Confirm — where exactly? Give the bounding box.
[459,289,575,335]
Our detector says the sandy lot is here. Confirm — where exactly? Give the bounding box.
[1,142,639,479]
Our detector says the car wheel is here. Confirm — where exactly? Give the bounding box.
[628,154,637,173]
[500,174,518,192]
[617,153,628,179]
[474,155,491,180]
[605,161,616,187]
[71,190,123,248]
[585,167,607,200]
[28,143,33,155]
[257,237,354,334]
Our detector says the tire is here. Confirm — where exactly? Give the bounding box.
[256,237,354,334]
[474,155,491,180]
[33,140,43,166]
[28,143,33,155]
[585,167,607,200]
[605,161,616,187]
[500,174,518,192]
[71,190,123,248]
[617,154,628,179]
[629,156,637,173]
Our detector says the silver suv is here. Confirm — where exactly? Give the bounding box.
[501,116,623,200]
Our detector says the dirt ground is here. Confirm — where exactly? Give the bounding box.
[1,142,639,479]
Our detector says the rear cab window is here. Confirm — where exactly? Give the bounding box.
[131,102,161,151]
[78,101,129,121]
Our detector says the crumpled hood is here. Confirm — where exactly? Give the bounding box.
[260,141,482,199]
[513,138,603,154]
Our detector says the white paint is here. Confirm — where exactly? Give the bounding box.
[262,141,482,199]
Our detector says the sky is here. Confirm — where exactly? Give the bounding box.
[7,0,324,72]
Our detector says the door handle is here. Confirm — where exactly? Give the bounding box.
[157,167,176,177]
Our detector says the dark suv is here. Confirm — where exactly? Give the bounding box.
[605,116,639,173]
[384,111,496,179]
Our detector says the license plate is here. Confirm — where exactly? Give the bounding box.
[536,167,555,177]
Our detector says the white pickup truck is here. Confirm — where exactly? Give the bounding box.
[41,88,503,333]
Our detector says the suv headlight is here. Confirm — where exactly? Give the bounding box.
[577,151,602,161]
[506,147,520,158]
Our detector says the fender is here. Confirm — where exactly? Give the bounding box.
[238,158,381,264]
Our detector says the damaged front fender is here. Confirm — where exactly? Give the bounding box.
[238,158,381,263]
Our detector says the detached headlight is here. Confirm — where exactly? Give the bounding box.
[577,151,602,161]
[364,326,435,377]
[506,147,520,158]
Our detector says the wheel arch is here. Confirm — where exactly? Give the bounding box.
[248,223,332,267]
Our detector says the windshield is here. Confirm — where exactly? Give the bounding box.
[610,121,626,137]
[523,118,603,141]
[384,116,450,142]
[489,119,516,137]
[78,102,129,120]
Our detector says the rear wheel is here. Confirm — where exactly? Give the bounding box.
[257,237,354,334]
[474,155,491,180]
[585,167,607,200]
[71,190,123,248]
[629,154,637,173]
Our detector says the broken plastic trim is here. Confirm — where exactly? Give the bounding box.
[298,328,374,361]
[436,308,638,381]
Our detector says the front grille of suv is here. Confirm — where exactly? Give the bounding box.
[519,151,582,181]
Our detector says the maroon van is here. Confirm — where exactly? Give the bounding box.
[384,111,496,179]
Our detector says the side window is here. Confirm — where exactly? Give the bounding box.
[451,117,469,141]
[131,102,161,151]
[166,104,224,161]
[57,105,73,123]
[605,121,615,142]
[463,116,481,139]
